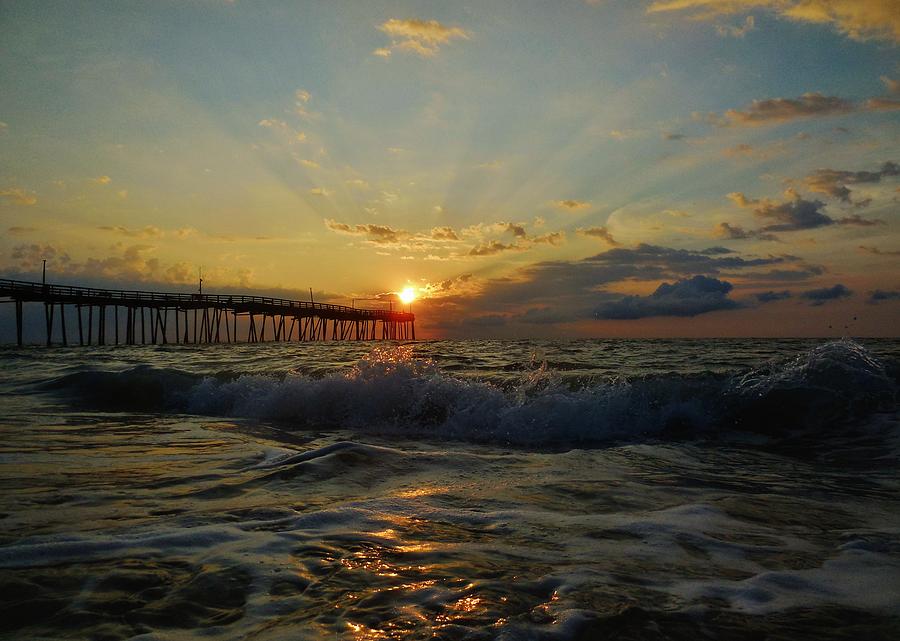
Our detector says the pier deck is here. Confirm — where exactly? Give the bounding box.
[1,278,414,346]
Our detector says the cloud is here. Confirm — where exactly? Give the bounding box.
[0,188,37,206]
[716,15,756,37]
[863,97,900,111]
[299,159,320,169]
[0,121,7,134]
[663,132,687,140]
[882,76,900,95]
[577,226,620,245]
[756,290,792,302]
[732,191,881,231]
[7,226,36,235]
[803,161,899,203]
[754,195,835,231]
[532,232,566,246]
[869,289,900,303]
[92,175,112,185]
[430,226,460,241]
[727,192,760,208]
[375,18,469,58]
[595,275,741,319]
[704,92,855,127]
[468,240,525,256]
[800,283,852,305]
[647,1,900,44]
[859,245,900,256]
[714,222,779,241]
[555,199,592,210]
[835,213,884,226]
[97,225,164,239]
[325,219,408,245]
[309,187,331,196]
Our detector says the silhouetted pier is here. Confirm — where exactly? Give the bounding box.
[1,278,415,346]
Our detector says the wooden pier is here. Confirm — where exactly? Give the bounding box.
[1,278,415,346]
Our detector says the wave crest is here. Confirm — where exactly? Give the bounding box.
[42,341,897,446]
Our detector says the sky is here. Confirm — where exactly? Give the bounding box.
[1,0,898,338]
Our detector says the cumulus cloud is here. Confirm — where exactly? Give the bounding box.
[0,187,37,206]
[731,190,881,231]
[430,226,460,241]
[577,226,619,245]
[595,275,741,319]
[375,18,469,58]
[800,283,852,305]
[647,1,900,44]
[555,199,592,210]
[803,161,899,203]
[754,195,835,231]
[92,175,112,185]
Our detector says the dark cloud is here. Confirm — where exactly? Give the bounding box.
[804,161,899,203]
[595,275,741,320]
[531,232,565,246]
[577,226,619,246]
[439,244,791,328]
[859,245,900,256]
[755,290,792,302]
[754,196,834,231]
[869,290,900,303]
[663,132,686,140]
[732,193,883,232]
[800,284,852,306]
[835,214,884,227]
[714,222,779,242]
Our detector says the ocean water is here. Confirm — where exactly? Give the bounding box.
[1,338,899,640]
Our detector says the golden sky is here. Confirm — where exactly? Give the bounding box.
[1,1,898,337]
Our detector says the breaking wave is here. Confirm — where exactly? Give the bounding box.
[42,340,898,446]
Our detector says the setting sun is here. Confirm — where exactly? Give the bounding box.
[399,287,416,305]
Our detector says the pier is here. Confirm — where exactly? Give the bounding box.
[1,278,415,346]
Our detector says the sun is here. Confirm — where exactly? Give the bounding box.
[399,286,416,304]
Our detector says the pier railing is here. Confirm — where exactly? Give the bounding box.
[1,278,415,345]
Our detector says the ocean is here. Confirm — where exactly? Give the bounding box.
[1,338,899,640]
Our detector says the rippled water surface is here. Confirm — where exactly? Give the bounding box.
[1,339,899,640]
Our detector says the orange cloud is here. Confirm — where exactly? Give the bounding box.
[375,18,469,58]
[648,0,900,43]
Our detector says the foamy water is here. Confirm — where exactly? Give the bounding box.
[1,339,899,639]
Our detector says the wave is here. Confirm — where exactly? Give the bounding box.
[41,341,898,446]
